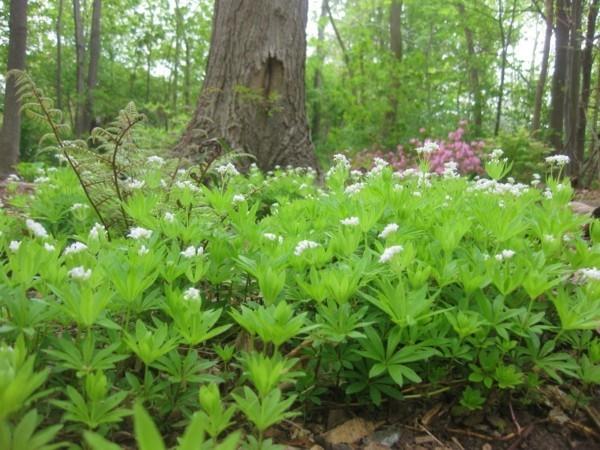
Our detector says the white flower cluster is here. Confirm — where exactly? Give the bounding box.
[89,223,106,240]
[379,223,399,239]
[531,173,541,187]
[494,249,515,261]
[232,194,246,204]
[183,287,201,301]
[147,155,165,166]
[9,240,21,252]
[25,219,49,239]
[333,153,351,169]
[442,161,459,178]
[70,203,89,212]
[124,178,145,190]
[379,245,404,263]
[345,182,364,196]
[367,157,389,177]
[263,233,284,243]
[215,163,239,177]
[164,212,175,223]
[174,180,200,192]
[577,267,600,282]
[490,148,504,160]
[294,240,320,256]
[138,245,150,256]
[416,141,439,155]
[128,227,153,240]
[68,266,92,280]
[34,176,50,184]
[44,243,56,252]
[545,155,570,166]
[63,242,88,256]
[470,179,529,197]
[181,245,204,258]
[340,216,360,226]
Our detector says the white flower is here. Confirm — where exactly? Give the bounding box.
[577,267,600,281]
[70,203,89,212]
[413,191,422,197]
[294,240,320,256]
[68,266,92,280]
[34,176,50,184]
[164,212,175,223]
[543,189,553,200]
[183,287,201,301]
[125,178,145,190]
[232,194,246,203]
[494,249,515,261]
[263,233,283,243]
[63,242,88,256]
[345,182,364,196]
[340,216,360,226]
[174,180,200,192]
[416,141,439,155]
[181,245,204,258]
[490,148,504,160]
[138,245,150,256]
[44,243,56,252]
[9,240,21,252]
[545,155,570,166]
[89,223,106,240]
[333,153,350,168]
[147,155,165,166]
[25,219,49,239]
[215,163,239,177]
[443,161,459,177]
[7,174,20,182]
[379,223,399,239]
[379,245,404,263]
[128,227,153,240]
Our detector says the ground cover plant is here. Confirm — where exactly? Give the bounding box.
[1,86,600,449]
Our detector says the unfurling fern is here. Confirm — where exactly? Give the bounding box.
[13,70,147,237]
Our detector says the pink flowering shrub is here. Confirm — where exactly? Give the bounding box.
[352,123,485,175]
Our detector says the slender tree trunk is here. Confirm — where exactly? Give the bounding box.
[325,0,353,78]
[456,2,483,135]
[494,0,518,136]
[184,35,191,107]
[311,0,327,143]
[172,0,182,113]
[565,0,583,178]
[73,0,86,137]
[56,0,64,111]
[84,0,101,132]
[532,0,553,133]
[146,50,152,103]
[576,0,599,175]
[384,0,403,142]
[0,0,28,176]
[549,0,569,151]
[176,0,317,171]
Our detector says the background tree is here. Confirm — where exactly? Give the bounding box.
[0,0,28,176]
[176,0,318,170]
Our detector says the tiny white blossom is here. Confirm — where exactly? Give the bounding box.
[332,153,351,168]
[215,163,239,177]
[25,219,49,239]
[379,223,399,239]
[263,233,283,243]
[294,240,320,256]
[70,203,89,212]
[494,249,515,261]
[164,212,175,223]
[543,189,553,200]
[490,149,504,160]
[183,287,201,301]
[174,180,200,192]
[577,267,600,281]
[345,182,364,196]
[232,194,246,204]
[9,240,21,252]
[44,243,56,252]
[34,176,50,184]
[138,245,150,256]
[89,223,106,240]
[7,173,21,182]
[125,178,145,190]
[128,227,153,240]
[416,141,439,155]
[340,216,360,226]
[545,155,570,166]
[147,155,165,166]
[180,245,204,258]
[379,245,404,263]
[68,266,92,280]
[63,242,88,256]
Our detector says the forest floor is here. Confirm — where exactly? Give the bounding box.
[276,387,600,450]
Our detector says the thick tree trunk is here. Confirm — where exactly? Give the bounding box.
[56,0,64,111]
[549,0,569,151]
[84,0,101,132]
[176,0,317,171]
[576,0,599,173]
[311,0,327,143]
[456,2,483,135]
[532,0,553,133]
[73,0,86,137]
[564,0,583,178]
[0,0,28,176]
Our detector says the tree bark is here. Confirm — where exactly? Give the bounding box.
[532,0,553,133]
[456,2,483,135]
[176,0,317,171]
[564,0,583,178]
[0,0,28,176]
[384,0,403,142]
[494,0,518,136]
[73,0,86,137]
[549,0,569,151]
[172,0,182,113]
[311,0,327,143]
[56,0,64,111]
[84,0,101,132]
[576,0,599,173]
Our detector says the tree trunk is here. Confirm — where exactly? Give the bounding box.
[176,0,317,170]
[532,0,553,133]
[564,0,583,178]
[73,0,86,137]
[56,0,64,111]
[549,0,569,151]
[456,2,483,135]
[84,0,101,132]
[184,35,191,107]
[0,0,28,176]
[311,0,327,143]
[384,0,403,142]
[494,0,518,136]
[172,0,182,113]
[576,0,599,174]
